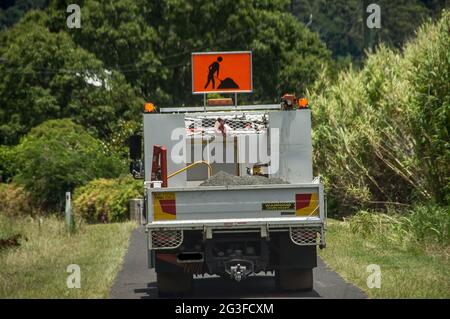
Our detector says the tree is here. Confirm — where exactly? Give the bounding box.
[151,0,332,104]
[290,0,440,61]
[0,145,16,182]
[14,119,126,209]
[291,0,364,60]
[45,0,331,105]
[0,10,143,145]
[0,0,49,30]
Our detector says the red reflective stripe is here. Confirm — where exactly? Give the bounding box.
[156,253,178,265]
[296,194,312,210]
[159,199,176,215]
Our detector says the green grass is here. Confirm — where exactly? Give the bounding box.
[0,214,135,298]
[319,219,450,299]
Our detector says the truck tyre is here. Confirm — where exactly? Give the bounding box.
[276,268,313,291]
[157,271,193,297]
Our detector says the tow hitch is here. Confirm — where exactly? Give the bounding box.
[225,260,254,282]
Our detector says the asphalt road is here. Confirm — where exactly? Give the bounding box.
[110,227,367,299]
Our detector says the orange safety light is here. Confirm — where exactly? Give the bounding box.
[298,98,309,109]
[144,102,156,113]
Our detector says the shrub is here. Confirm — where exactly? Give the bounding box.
[105,119,141,161]
[349,210,412,245]
[0,213,23,243]
[0,145,17,183]
[407,204,449,245]
[73,176,142,223]
[0,183,37,217]
[349,204,449,246]
[14,119,126,210]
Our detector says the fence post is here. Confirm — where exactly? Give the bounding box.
[130,198,144,225]
[65,192,73,231]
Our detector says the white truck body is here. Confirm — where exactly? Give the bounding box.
[140,105,326,295]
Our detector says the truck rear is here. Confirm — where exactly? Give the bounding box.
[132,103,326,296]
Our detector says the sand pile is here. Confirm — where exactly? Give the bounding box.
[200,171,288,187]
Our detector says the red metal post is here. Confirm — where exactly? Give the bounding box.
[151,145,162,181]
[160,146,168,188]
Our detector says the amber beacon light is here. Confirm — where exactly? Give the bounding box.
[144,102,156,113]
[298,98,309,109]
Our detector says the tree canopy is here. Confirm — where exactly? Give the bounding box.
[0,0,447,215]
[0,0,332,144]
[14,118,125,209]
[291,0,447,61]
[0,10,143,145]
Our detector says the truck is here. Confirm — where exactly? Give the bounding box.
[129,96,327,297]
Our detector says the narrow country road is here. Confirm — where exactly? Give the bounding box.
[110,227,367,299]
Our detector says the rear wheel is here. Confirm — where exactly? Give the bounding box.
[275,268,313,291]
[157,271,193,297]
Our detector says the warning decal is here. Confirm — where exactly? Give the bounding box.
[295,193,319,217]
[262,202,295,211]
[153,192,176,221]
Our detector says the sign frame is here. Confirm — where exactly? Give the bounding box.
[191,51,253,95]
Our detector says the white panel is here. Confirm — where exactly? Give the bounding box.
[172,187,318,220]
[143,114,187,187]
[268,110,313,183]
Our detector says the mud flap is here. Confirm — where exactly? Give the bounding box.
[279,233,317,269]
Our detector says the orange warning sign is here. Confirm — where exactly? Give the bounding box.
[192,51,253,94]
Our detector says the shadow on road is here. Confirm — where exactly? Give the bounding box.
[135,275,321,299]
[111,228,367,299]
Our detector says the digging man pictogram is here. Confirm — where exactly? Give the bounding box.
[204,56,240,90]
[204,57,222,89]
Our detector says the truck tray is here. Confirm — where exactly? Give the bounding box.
[146,182,325,225]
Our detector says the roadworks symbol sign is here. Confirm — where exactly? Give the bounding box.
[191,51,253,94]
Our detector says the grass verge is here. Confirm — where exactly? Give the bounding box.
[0,214,135,298]
[318,219,450,299]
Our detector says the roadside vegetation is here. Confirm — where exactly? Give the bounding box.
[311,11,449,213]
[313,11,449,298]
[14,119,126,209]
[0,1,448,299]
[320,210,449,298]
[73,177,142,223]
[0,214,135,298]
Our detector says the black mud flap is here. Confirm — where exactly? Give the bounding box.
[278,233,317,269]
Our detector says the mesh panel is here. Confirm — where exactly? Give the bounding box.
[151,230,183,250]
[289,227,320,246]
[186,114,268,136]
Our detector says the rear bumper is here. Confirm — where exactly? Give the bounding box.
[145,216,323,230]
[146,217,326,250]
